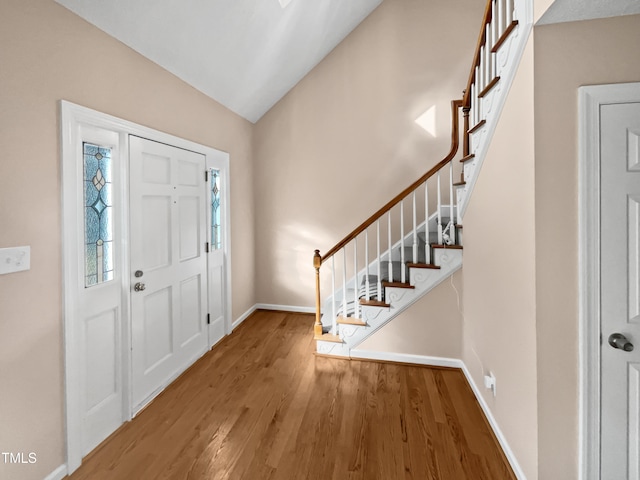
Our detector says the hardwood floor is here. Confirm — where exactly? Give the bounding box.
[67,310,515,480]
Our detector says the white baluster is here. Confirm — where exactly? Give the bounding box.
[437,172,443,244]
[492,0,498,48]
[471,83,477,127]
[425,181,431,264]
[485,25,491,84]
[354,240,359,319]
[491,12,498,79]
[342,248,347,318]
[388,211,393,283]
[412,191,417,265]
[400,200,405,284]
[449,161,456,245]
[498,0,505,36]
[506,0,513,25]
[331,256,336,335]
[377,219,382,300]
[365,230,370,301]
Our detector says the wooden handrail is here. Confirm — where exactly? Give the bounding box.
[320,99,463,264]
[463,0,493,107]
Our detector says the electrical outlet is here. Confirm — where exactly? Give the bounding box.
[484,372,496,397]
[0,246,31,275]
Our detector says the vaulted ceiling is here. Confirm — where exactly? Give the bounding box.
[54,0,640,123]
[54,0,383,123]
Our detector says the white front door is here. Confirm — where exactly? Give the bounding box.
[129,136,209,412]
[600,101,640,479]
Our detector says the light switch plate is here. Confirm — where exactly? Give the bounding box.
[0,246,31,275]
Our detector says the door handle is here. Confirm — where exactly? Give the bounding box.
[134,282,146,292]
[608,333,634,352]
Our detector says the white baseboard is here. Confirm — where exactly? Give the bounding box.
[232,305,257,330]
[254,303,315,314]
[44,464,67,480]
[460,364,527,480]
[349,349,463,369]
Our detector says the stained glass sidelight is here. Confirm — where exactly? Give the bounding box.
[83,143,114,287]
[211,169,222,250]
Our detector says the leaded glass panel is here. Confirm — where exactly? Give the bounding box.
[211,169,222,250]
[83,142,114,287]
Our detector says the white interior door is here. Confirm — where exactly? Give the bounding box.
[600,101,640,479]
[129,136,208,412]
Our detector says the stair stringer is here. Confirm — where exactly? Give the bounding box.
[457,0,533,218]
[316,248,462,357]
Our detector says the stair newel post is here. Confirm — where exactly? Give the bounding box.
[463,106,471,157]
[331,256,337,335]
[313,250,322,338]
[365,230,370,301]
[353,240,359,319]
[412,191,417,265]
[377,219,382,300]
[400,200,406,283]
[437,172,443,244]
[387,211,393,283]
[425,181,431,264]
[449,160,456,245]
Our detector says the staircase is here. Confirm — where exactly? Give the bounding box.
[313,0,532,357]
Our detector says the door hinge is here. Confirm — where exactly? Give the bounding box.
[205,242,209,253]
[205,170,209,182]
[207,313,210,325]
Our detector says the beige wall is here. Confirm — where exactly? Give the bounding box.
[0,1,254,478]
[253,0,484,308]
[534,14,640,479]
[462,37,538,479]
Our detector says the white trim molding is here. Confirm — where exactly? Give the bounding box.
[255,303,315,314]
[578,82,640,480]
[44,464,68,480]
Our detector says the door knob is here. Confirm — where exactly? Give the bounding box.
[608,333,634,352]
[134,282,146,292]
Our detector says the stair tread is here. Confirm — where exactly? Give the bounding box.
[468,119,486,134]
[407,263,441,269]
[382,281,415,289]
[337,316,366,326]
[453,181,466,187]
[431,244,463,249]
[460,154,475,163]
[492,20,519,53]
[478,76,501,98]
[360,299,390,308]
[314,333,343,343]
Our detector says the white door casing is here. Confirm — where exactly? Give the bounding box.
[579,83,640,480]
[61,101,232,474]
[129,136,209,412]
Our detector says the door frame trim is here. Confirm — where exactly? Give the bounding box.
[578,82,640,480]
[60,101,232,474]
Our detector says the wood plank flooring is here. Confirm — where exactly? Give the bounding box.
[66,310,515,480]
